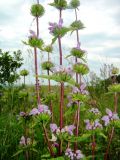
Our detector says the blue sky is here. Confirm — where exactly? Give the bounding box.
[0,0,120,84]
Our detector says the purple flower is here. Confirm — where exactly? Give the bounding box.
[65,148,84,160]
[75,150,84,159]
[29,30,37,38]
[20,112,26,117]
[72,83,89,95]
[29,108,39,115]
[102,108,119,126]
[84,119,102,130]
[50,123,58,133]
[84,119,92,130]
[106,108,113,118]
[19,136,26,145]
[67,125,76,135]
[65,67,74,77]
[102,115,110,126]
[89,108,100,115]
[94,119,103,129]
[48,22,57,34]
[58,18,63,28]
[72,86,80,93]
[29,104,51,116]
[19,136,31,146]
[80,83,89,95]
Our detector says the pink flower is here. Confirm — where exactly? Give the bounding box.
[29,108,39,115]
[50,123,58,133]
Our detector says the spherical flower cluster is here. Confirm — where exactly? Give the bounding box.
[89,108,100,115]
[65,148,84,160]
[50,123,75,135]
[48,18,63,34]
[102,108,119,126]
[29,104,51,116]
[84,119,102,130]
[19,136,31,146]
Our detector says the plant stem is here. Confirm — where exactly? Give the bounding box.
[33,0,41,105]
[34,47,40,105]
[92,135,95,160]
[24,76,25,86]
[104,74,117,160]
[58,8,64,155]
[48,52,53,121]
[42,124,55,157]
[75,8,80,84]
[60,82,64,130]
[104,127,114,160]
[74,101,80,151]
[74,8,81,151]
[114,92,118,113]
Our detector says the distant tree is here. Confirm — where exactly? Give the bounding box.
[0,49,23,86]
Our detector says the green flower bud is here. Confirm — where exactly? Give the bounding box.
[37,114,51,123]
[50,0,67,10]
[31,4,45,17]
[72,93,88,102]
[112,67,119,75]
[20,69,29,76]
[44,45,53,53]
[71,48,85,58]
[71,20,84,30]
[70,0,80,9]
[41,61,54,70]
[108,84,120,93]
[73,63,89,75]
[28,37,44,48]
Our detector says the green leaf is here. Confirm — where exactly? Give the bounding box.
[12,149,23,157]
[70,20,85,31]
[66,133,91,142]
[30,148,38,153]
[52,36,58,44]
[49,0,67,10]
[98,132,107,139]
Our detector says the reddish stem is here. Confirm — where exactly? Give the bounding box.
[33,6,41,105]
[74,101,80,151]
[60,82,64,130]
[104,75,117,160]
[74,8,82,152]
[43,124,55,157]
[92,135,96,160]
[58,8,64,155]
[34,47,40,105]
[58,37,62,65]
[104,127,114,160]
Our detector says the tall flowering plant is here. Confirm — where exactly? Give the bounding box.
[15,0,120,160]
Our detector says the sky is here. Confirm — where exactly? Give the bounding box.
[0,0,120,84]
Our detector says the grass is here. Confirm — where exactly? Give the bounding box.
[0,84,120,160]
